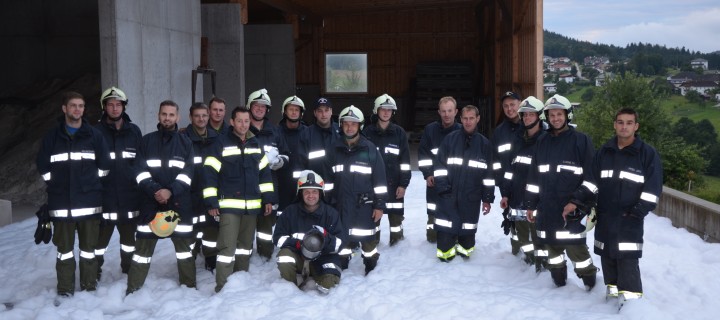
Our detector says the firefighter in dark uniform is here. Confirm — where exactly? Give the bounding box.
[327,105,387,275]
[277,96,308,214]
[37,91,111,299]
[499,97,546,270]
[293,97,340,196]
[203,107,275,293]
[246,89,289,261]
[181,102,219,272]
[208,97,230,135]
[593,108,662,306]
[433,105,495,261]
[273,170,345,294]
[95,87,143,280]
[525,94,598,290]
[126,100,196,294]
[417,96,461,243]
[362,94,411,246]
[491,91,526,255]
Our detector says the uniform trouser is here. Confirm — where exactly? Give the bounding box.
[96,222,136,275]
[201,225,219,259]
[601,256,642,294]
[256,212,277,259]
[126,237,196,293]
[511,220,535,260]
[545,244,597,277]
[437,231,475,257]
[339,239,380,269]
[375,214,404,245]
[53,219,100,294]
[215,214,257,292]
[276,248,340,289]
[426,188,437,243]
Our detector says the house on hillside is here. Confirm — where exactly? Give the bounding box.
[559,73,574,83]
[558,57,571,63]
[679,80,719,96]
[543,55,554,63]
[596,74,606,86]
[544,83,557,93]
[691,58,709,70]
[548,63,571,72]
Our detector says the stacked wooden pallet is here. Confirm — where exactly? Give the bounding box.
[410,61,475,132]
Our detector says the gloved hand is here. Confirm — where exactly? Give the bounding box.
[312,225,328,237]
[500,207,513,235]
[266,147,285,170]
[34,204,52,245]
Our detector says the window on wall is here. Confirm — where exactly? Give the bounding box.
[324,53,368,94]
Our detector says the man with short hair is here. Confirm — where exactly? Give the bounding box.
[417,96,461,243]
[433,105,495,261]
[126,100,196,295]
[492,91,526,255]
[277,96,308,214]
[95,87,143,280]
[37,91,111,301]
[245,89,290,261]
[525,94,598,290]
[203,107,275,292]
[499,96,546,270]
[273,170,344,294]
[294,97,340,196]
[593,108,662,308]
[182,102,219,272]
[327,105,387,275]
[363,94,411,246]
[208,97,230,135]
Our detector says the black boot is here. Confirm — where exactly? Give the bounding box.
[550,265,567,287]
[205,256,217,273]
[581,273,596,291]
[364,256,378,275]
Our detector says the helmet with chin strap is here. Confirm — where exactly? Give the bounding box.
[543,94,574,125]
[373,93,397,114]
[246,88,272,112]
[100,86,128,109]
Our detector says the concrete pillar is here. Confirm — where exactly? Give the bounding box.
[244,25,296,122]
[99,0,202,134]
[0,199,11,227]
[201,3,246,112]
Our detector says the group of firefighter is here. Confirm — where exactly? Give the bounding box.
[36,85,661,308]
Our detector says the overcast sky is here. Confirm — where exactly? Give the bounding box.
[544,0,720,53]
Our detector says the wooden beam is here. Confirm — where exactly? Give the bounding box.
[257,0,323,25]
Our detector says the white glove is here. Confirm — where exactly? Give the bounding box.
[266,147,284,170]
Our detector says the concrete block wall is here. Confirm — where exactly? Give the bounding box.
[0,199,10,227]
[244,25,296,123]
[201,3,245,113]
[655,186,720,243]
[99,0,202,134]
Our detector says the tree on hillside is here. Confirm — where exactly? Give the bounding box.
[573,73,707,190]
[556,80,570,95]
[685,90,706,106]
[581,88,595,102]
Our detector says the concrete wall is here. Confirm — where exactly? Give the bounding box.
[0,0,100,95]
[99,0,202,134]
[656,186,720,243]
[201,3,245,112]
[244,25,295,123]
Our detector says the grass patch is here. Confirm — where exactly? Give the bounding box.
[688,175,720,204]
[658,95,720,130]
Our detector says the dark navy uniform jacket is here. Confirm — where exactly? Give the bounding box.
[182,124,219,226]
[277,119,307,212]
[501,129,547,209]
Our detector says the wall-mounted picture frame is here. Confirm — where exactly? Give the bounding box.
[324,52,368,94]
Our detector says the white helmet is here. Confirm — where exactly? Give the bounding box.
[544,94,574,122]
[297,170,325,195]
[246,88,272,111]
[339,105,364,125]
[373,93,397,114]
[282,95,305,115]
[518,96,544,114]
[100,86,128,109]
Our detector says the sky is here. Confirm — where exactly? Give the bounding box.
[2,171,720,319]
[544,0,720,53]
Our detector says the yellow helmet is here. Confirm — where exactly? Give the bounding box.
[100,86,128,109]
[373,93,397,114]
[149,210,180,237]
